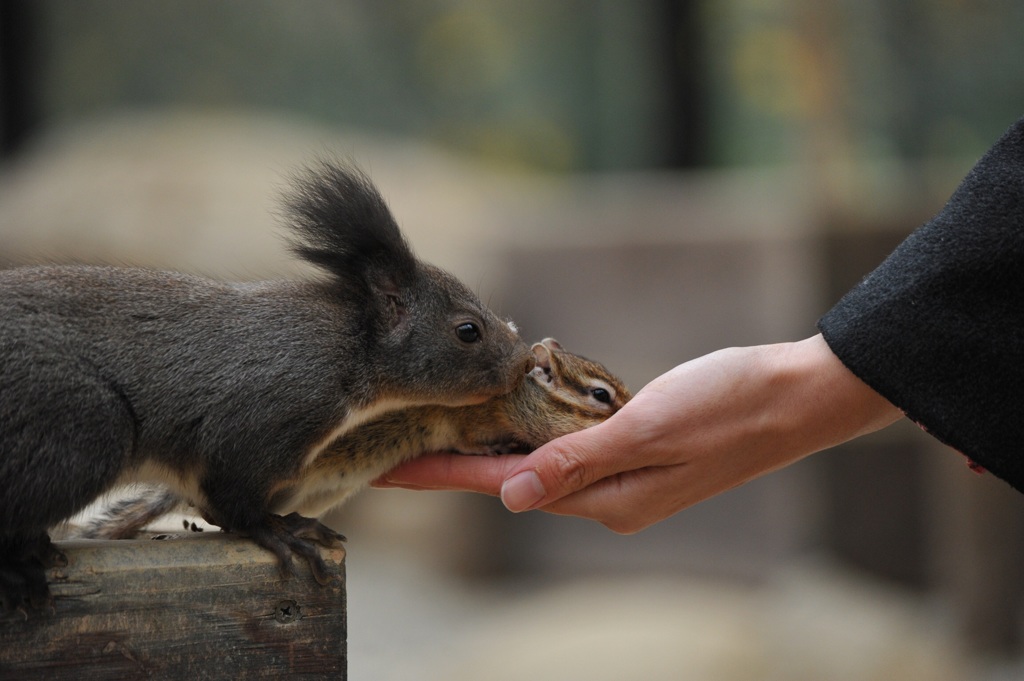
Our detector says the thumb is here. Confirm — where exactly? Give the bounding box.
[499,420,624,512]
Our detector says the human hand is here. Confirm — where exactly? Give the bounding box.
[373,335,902,533]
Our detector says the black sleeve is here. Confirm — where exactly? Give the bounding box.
[818,116,1024,493]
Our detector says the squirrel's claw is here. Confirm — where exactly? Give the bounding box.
[249,513,345,586]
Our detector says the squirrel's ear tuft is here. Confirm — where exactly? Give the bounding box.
[282,160,418,290]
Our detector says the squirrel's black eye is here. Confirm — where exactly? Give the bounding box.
[456,322,480,343]
[591,388,612,404]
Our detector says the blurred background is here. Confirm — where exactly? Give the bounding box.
[3,1,1024,679]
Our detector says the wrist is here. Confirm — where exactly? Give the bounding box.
[770,334,903,456]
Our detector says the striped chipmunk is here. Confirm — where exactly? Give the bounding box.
[79,338,630,540]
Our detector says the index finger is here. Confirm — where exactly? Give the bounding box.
[372,452,528,495]
[498,393,666,511]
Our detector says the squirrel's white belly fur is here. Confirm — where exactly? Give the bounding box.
[101,398,421,522]
[278,468,377,518]
[286,410,463,518]
[300,397,415,470]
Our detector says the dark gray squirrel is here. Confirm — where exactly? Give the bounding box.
[0,161,534,614]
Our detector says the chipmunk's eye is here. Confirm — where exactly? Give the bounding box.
[591,388,612,404]
[456,322,480,343]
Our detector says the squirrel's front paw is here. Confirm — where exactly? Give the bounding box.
[248,513,345,586]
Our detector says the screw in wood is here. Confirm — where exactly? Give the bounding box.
[274,599,302,624]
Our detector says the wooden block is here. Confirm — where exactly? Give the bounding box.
[0,533,346,679]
